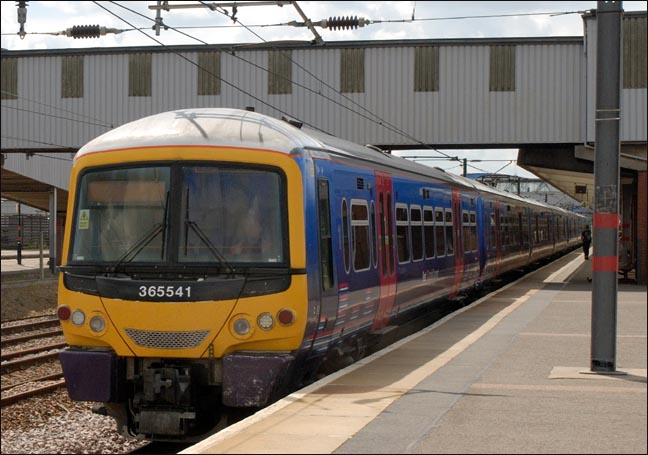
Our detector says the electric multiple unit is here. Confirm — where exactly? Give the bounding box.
[57,109,585,440]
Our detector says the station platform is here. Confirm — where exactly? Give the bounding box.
[1,249,53,280]
[2,250,49,274]
[184,251,647,454]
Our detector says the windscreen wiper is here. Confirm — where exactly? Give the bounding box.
[185,220,234,274]
[110,188,170,274]
[110,223,164,274]
[160,191,170,260]
[183,187,234,274]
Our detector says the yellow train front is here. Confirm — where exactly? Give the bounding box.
[57,109,316,440]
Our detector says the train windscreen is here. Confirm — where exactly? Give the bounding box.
[71,166,170,263]
[179,166,285,264]
[69,165,286,267]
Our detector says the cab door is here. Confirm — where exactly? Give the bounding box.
[314,178,339,342]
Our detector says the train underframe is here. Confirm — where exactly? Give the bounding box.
[60,348,297,440]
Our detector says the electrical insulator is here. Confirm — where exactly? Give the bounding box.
[17,1,28,39]
[325,16,368,31]
[70,25,101,39]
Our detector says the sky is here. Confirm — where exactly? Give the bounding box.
[2,1,646,178]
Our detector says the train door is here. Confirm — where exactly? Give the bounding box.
[451,188,464,297]
[476,197,486,277]
[315,178,338,341]
[527,208,534,258]
[494,201,502,274]
[371,171,396,332]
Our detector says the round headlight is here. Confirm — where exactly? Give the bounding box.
[89,315,106,333]
[233,318,251,336]
[257,313,274,330]
[71,310,86,326]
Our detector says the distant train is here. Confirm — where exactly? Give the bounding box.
[57,108,585,440]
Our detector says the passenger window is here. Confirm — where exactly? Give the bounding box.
[463,211,471,253]
[445,209,454,255]
[396,203,410,263]
[351,200,370,271]
[342,199,350,273]
[470,211,477,252]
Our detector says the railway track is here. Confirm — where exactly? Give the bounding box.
[1,315,67,407]
[0,314,59,336]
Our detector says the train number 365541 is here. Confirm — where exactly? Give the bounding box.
[138,285,192,298]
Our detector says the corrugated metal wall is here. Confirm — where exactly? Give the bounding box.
[585,13,647,143]
[1,32,645,153]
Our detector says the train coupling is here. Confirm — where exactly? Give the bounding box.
[91,404,108,416]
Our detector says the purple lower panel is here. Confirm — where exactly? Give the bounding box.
[222,353,294,407]
[59,349,117,402]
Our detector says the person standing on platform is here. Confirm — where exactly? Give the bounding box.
[581,224,592,260]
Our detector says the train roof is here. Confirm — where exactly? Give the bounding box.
[76,108,580,217]
[302,124,574,215]
[75,108,323,158]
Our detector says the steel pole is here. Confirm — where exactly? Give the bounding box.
[16,202,22,265]
[591,0,622,373]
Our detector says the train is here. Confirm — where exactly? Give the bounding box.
[57,108,586,441]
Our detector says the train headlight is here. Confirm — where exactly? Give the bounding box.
[257,313,274,330]
[233,318,251,336]
[89,315,106,333]
[71,310,86,326]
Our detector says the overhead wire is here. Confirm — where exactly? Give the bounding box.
[194,0,457,160]
[93,1,320,130]
[0,8,587,36]
[108,0,451,155]
[107,1,379,137]
[492,160,515,175]
[1,135,72,149]
[370,10,586,25]
[0,90,115,128]
[106,0,455,159]
[1,105,114,128]
[3,3,579,174]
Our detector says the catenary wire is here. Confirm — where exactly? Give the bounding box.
[93,1,321,131]
[195,0,456,160]
[1,90,115,128]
